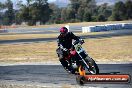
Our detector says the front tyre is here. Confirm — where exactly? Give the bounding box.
[85,57,99,74]
[76,76,86,85]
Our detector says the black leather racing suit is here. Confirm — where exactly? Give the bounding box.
[56,32,80,73]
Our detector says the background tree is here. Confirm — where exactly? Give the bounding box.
[32,0,52,24]
[0,2,5,10]
[97,3,112,21]
[69,0,80,14]
[83,10,92,22]
[66,8,76,21]
[77,7,84,21]
[3,0,15,25]
[0,0,131,25]
[97,14,106,21]
[110,1,126,21]
[61,8,67,22]
[17,0,32,24]
[125,0,132,19]
[0,2,4,25]
[49,3,61,24]
[69,0,96,22]
[17,0,52,25]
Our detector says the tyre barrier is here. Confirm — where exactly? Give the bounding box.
[82,23,132,33]
[95,25,107,32]
[0,29,8,33]
[122,23,132,29]
[82,26,95,33]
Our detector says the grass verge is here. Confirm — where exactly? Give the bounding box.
[0,35,132,63]
[0,32,110,41]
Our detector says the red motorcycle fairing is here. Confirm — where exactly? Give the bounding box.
[64,49,77,60]
[70,50,77,55]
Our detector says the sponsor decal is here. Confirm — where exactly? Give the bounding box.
[84,74,131,83]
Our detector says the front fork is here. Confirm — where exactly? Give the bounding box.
[78,56,92,76]
[78,57,90,75]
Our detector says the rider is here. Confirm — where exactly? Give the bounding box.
[56,27,83,73]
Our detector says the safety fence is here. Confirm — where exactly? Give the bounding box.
[82,23,132,33]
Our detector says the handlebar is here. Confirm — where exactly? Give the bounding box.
[59,39,84,51]
[73,39,84,45]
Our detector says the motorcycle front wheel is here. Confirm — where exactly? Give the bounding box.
[85,57,99,74]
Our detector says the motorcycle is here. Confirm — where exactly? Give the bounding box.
[60,39,99,75]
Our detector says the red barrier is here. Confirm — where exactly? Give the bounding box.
[76,74,131,85]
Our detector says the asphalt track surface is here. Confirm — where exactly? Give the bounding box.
[0,28,132,87]
[0,64,132,87]
[0,29,132,44]
[1,26,82,34]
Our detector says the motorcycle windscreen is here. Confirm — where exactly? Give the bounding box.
[79,51,87,59]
